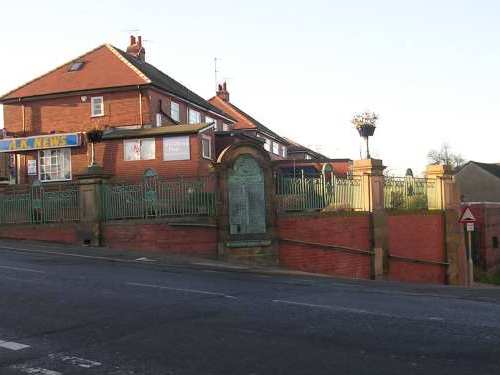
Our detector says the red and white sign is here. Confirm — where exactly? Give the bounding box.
[459,207,476,223]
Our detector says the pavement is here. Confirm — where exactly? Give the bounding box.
[0,239,499,374]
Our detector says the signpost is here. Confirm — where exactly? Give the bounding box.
[459,207,476,287]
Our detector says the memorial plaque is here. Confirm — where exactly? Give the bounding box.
[228,155,266,235]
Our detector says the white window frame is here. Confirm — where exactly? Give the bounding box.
[223,123,230,131]
[305,154,312,160]
[38,148,72,182]
[201,135,212,160]
[281,146,287,158]
[91,96,104,117]
[264,138,271,151]
[170,101,180,122]
[188,108,201,124]
[272,142,280,155]
[123,138,156,161]
[205,116,215,126]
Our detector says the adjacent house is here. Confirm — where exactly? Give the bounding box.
[455,161,500,273]
[208,82,351,175]
[455,161,500,203]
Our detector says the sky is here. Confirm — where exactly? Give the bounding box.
[0,0,498,175]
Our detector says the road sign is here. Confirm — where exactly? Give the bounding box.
[459,207,476,223]
[466,222,474,232]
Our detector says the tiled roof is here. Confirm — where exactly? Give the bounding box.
[208,96,287,142]
[114,47,227,116]
[284,138,329,159]
[458,161,500,179]
[1,45,148,100]
[1,45,230,118]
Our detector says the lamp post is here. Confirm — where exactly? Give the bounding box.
[352,112,378,159]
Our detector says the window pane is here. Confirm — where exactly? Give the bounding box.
[38,149,71,181]
[163,136,190,161]
[140,138,156,160]
[124,140,141,161]
[202,137,211,159]
[188,109,200,124]
[91,97,103,116]
[171,102,180,121]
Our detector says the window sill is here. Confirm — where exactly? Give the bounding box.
[91,114,105,118]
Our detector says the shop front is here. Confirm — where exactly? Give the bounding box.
[0,133,82,184]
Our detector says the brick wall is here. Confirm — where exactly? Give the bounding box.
[277,214,372,279]
[4,90,150,136]
[465,204,500,272]
[102,221,217,257]
[0,223,79,244]
[387,212,446,284]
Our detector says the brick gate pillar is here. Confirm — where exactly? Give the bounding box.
[425,164,467,285]
[75,165,111,246]
[353,159,387,279]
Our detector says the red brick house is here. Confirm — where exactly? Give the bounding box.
[208,82,351,176]
[0,36,235,183]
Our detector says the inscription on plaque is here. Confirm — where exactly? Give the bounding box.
[228,155,266,235]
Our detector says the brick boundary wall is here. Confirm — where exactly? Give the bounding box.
[387,212,447,284]
[277,213,372,279]
[102,220,218,258]
[0,223,80,244]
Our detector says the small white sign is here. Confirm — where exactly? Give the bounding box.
[27,160,37,175]
[466,222,475,232]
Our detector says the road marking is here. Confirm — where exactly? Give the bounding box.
[126,282,237,299]
[0,340,31,351]
[0,265,45,274]
[49,354,102,368]
[12,366,62,375]
[272,299,400,318]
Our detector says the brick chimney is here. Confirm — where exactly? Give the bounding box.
[126,35,145,62]
[216,81,230,102]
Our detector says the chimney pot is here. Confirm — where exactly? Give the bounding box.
[216,82,230,102]
[130,35,136,45]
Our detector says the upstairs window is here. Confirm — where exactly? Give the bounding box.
[188,108,201,124]
[202,135,212,159]
[272,142,280,155]
[205,116,216,127]
[91,96,104,117]
[305,154,312,160]
[171,101,180,122]
[124,138,155,161]
[264,138,271,151]
[223,123,230,131]
[281,146,287,158]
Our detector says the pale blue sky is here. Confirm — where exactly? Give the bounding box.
[0,0,498,174]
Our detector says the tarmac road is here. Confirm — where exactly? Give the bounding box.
[0,240,499,375]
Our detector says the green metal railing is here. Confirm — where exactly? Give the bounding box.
[276,173,363,212]
[384,176,436,210]
[0,182,80,224]
[102,171,216,220]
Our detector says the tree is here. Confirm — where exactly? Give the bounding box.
[427,143,465,169]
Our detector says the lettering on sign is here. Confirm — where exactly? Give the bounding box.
[0,133,80,153]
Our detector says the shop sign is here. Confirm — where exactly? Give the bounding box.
[0,133,81,153]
